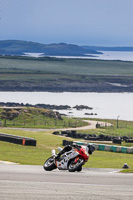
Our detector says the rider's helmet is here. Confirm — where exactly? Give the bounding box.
[87,144,95,154]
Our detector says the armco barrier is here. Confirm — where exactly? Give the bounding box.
[104,145,111,151]
[111,146,117,152]
[127,148,133,153]
[99,144,105,151]
[62,140,133,154]
[0,133,36,146]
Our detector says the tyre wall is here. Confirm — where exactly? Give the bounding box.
[0,133,36,146]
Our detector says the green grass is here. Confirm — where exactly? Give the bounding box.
[84,150,133,169]
[1,57,133,76]
[77,119,133,138]
[0,129,70,165]
[2,117,86,129]
[0,107,87,128]
[0,56,133,92]
[120,169,133,173]
[0,129,133,169]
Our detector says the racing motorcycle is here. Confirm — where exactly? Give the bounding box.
[43,144,95,172]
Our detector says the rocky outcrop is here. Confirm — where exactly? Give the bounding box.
[0,107,63,121]
[73,105,93,110]
[41,110,62,120]
[0,102,71,110]
[1,110,20,120]
[0,102,93,112]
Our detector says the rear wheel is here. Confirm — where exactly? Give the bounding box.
[68,158,84,172]
[43,156,57,171]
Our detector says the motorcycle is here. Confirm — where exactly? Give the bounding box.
[43,144,95,172]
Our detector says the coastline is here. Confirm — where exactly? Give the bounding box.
[0,78,133,93]
[0,92,133,121]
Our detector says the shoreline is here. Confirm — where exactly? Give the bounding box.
[0,88,133,93]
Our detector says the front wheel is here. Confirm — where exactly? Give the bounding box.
[68,158,84,172]
[43,156,57,171]
[77,166,82,172]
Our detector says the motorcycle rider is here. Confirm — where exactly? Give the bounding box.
[56,145,72,160]
[44,143,95,172]
[86,144,95,154]
[56,143,95,160]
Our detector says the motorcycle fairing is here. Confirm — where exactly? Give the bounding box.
[76,146,89,162]
[56,149,79,170]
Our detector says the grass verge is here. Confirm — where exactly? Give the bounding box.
[0,128,133,169]
[0,107,87,128]
[77,118,133,138]
[120,169,133,173]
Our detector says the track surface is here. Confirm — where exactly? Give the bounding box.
[0,164,133,200]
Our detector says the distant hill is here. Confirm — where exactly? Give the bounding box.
[0,40,102,56]
[82,46,133,52]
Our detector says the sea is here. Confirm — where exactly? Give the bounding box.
[86,51,133,61]
[24,51,133,62]
[0,92,133,121]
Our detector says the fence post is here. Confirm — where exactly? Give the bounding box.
[4,118,6,127]
[55,120,57,126]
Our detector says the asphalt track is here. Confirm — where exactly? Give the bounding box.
[0,164,133,200]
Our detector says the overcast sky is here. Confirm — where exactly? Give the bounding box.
[0,0,133,46]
